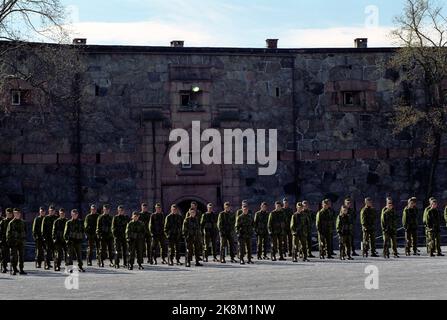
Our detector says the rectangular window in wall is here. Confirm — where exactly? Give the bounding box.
[343,91,361,106]
[11,90,22,106]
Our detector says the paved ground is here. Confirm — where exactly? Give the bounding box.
[1,247,446,300]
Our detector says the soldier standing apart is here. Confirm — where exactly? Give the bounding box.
[282,198,294,258]
[183,208,203,267]
[164,204,183,266]
[402,197,420,256]
[96,204,114,267]
[186,202,203,262]
[217,202,236,263]
[112,205,130,269]
[149,203,167,265]
[84,204,100,266]
[32,207,46,268]
[64,209,85,272]
[290,202,309,262]
[268,201,286,261]
[41,205,59,270]
[381,198,399,259]
[302,201,315,258]
[6,209,27,275]
[336,205,353,260]
[360,198,378,258]
[201,203,219,262]
[254,202,270,260]
[126,212,145,270]
[0,208,13,273]
[316,199,334,259]
[52,208,68,271]
[424,199,444,257]
[236,203,254,265]
[139,203,152,264]
[344,198,359,256]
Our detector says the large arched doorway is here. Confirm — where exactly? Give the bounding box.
[176,199,207,216]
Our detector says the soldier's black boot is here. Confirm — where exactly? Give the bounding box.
[371,252,379,258]
[263,255,269,260]
[352,251,359,257]
[87,259,92,266]
[186,260,191,268]
[248,258,253,264]
[308,253,316,258]
[204,256,208,263]
[213,256,218,262]
[153,258,158,265]
[35,261,41,268]
[109,260,115,268]
[168,256,174,266]
[162,258,167,265]
[257,254,262,260]
[240,258,245,265]
[79,266,85,272]
[220,257,226,264]
[128,264,133,270]
[279,255,286,261]
[138,264,144,270]
[19,268,26,275]
[271,255,277,261]
[195,260,203,267]
[292,252,298,263]
[230,257,237,263]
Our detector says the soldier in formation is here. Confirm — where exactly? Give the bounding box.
[403,197,420,256]
[336,205,353,260]
[201,203,219,263]
[183,208,203,267]
[96,204,114,267]
[126,211,145,270]
[235,203,254,265]
[282,198,294,257]
[112,205,130,268]
[290,203,309,262]
[139,203,152,264]
[149,203,167,265]
[217,202,236,263]
[6,209,27,275]
[0,208,13,273]
[316,199,334,259]
[42,205,58,270]
[164,204,183,266]
[52,208,68,271]
[360,198,379,258]
[84,204,100,266]
[268,201,286,261]
[424,198,444,257]
[32,207,46,268]
[381,198,399,259]
[254,202,269,260]
[64,209,85,272]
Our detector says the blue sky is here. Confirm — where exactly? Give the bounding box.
[62,0,408,47]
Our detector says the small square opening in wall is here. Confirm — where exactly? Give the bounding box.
[11,90,22,106]
[181,93,191,107]
[343,91,361,106]
[275,87,281,97]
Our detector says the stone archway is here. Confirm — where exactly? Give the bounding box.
[175,198,207,216]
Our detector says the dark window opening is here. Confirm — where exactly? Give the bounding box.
[21,153,24,165]
[343,91,361,106]
[386,148,390,159]
[179,90,202,109]
[246,178,256,187]
[96,153,101,164]
[56,153,60,165]
[181,93,191,107]
[352,150,355,159]
[275,87,281,97]
[95,85,100,96]
[11,90,22,106]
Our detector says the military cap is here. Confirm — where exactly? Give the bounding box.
[364,197,372,202]
[171,204,177,209]
[431,198,438,203]
[103,204,111,209]
[117,205,125,210]
[283,198,289,203]
[275,201,282,206]
[132,211,140,216]
[224,202,231,207]
[429,197,436,203]
[242,200,249,205]
[296,202,303,208]
[13,208,21,212]
[190,201,198,206]
[155,203,162,208]
[322,199,331,205]
[207,203,213,207]
[302,200,309,205]
[39,206,45,211]
[242,203,248,208]
[59,208,65,213]
[49,205,56,210]
[344,197,352,202]
[6,208,13,213]
[261,202,268,207]
[408,197,417,203]
[141,203,148,207]
[71,209,79,214]
[90,204,96,208]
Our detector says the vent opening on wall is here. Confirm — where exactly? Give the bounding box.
[275,87,281,97]
[96,153,101,164]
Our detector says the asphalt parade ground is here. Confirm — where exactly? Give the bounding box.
[1,246,446,300]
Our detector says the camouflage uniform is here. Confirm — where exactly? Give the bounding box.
[381,207,398,258]
[402,207,418,255]
[126,219,145,268]
[183,215,202,267]
[149,212,167,264]
[64,218,84,269]
[52,217,68,270]
[235,213,254,263]
[268,209,286,260]
[139,210,152,263]
[32,215,45,267]
[347,207,357,255]
[336,213,352,260]
[424,208,442,256]
[0,216,13,272]
[6,218,27,274]
[303,208,315,256]
[164,212,184,264]
[112,214,130,267]
[84,212,100,265]
[360,206,377,257]
[41,214,58,268]
[96,213,114,266]
[186,209,204,259]
[290,212,309,261]
[316,208,333,258]
[254,210,269,258]
[282,207,294,256]
[217,211,236,262]
[201,212,218,261]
